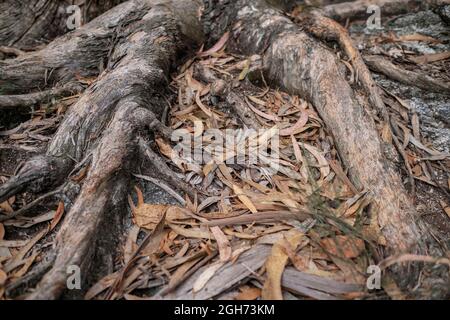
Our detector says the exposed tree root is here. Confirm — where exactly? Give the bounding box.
[0,83,83,110]
[296,12,390,122]
[203,0,449,297]
[0,0,125,50]
[0,0,203,299]
[27,103,153,299]
[365,55,450,95]
[1,0,449,300]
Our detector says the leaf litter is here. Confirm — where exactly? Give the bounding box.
[82,39,381,301]
[1,27,448,301]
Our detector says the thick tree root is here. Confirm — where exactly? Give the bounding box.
[0,0,125,50]
[1,0,199,203]
[203,0,449,297]
[296,12,390,121]
[0,1,147,94]
[0,0,203,299]
[27,103,152,299]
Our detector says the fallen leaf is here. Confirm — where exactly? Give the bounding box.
[0,269,7,286]
[280,110,308,136]
[198,31,229,57]
[211,226,232,262]
[232,184,257,213]
[298,142,330,180]
[235,286,261,300]
[0,197,14,214]
[396,33,442,43]
[262,229,303,300]
[410,51,450,64]
[245,96,280,121]
[85,272,118,300]
[0,223,4,240]
[165,256,203,293]
[193,260,224,292]
[169,224,211,239]
[439,200,450,219]
[129,187,189,230]
[50,201,64,231]
[320,235,365,259]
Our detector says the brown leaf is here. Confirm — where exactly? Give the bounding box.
[235,286,261,300]
[396,33,442,43]
[193,260,224,293]
[85,272,118,300]
[320,235,365,259]
[165,256,203,293]
[211,226,232,262]
[280,110,308,136]
[232,184,257,213]
[262,229,303,300]
[0,269,7,287]
[245,96,280,122]
[130,187,189,230]
[0,197,15,214]
[50,201,64,231]
[169,224,211,239]
[439,200,450,219]
[198,31,229,57]
[0,223,4,240]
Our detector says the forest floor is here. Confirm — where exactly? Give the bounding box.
[0,2,449,300]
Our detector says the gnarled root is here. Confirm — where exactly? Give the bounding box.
[0,0,126,50]
[203,0,449,297]
[0,0,203,299]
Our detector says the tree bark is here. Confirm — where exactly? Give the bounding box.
[0,0,204,299]
[0,0,126,50]
[318,0,449,22]
[202,0,449,297]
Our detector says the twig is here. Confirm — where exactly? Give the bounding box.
[0,188,62,222]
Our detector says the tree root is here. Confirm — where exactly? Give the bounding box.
[203,0,449,297]
[0,1,148,94]
[0,83,83,110]
[0,0,203,299]
[365,55,450,95]
[0,0,126,50]
[296,12,390,122]
[27,103,153,299]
